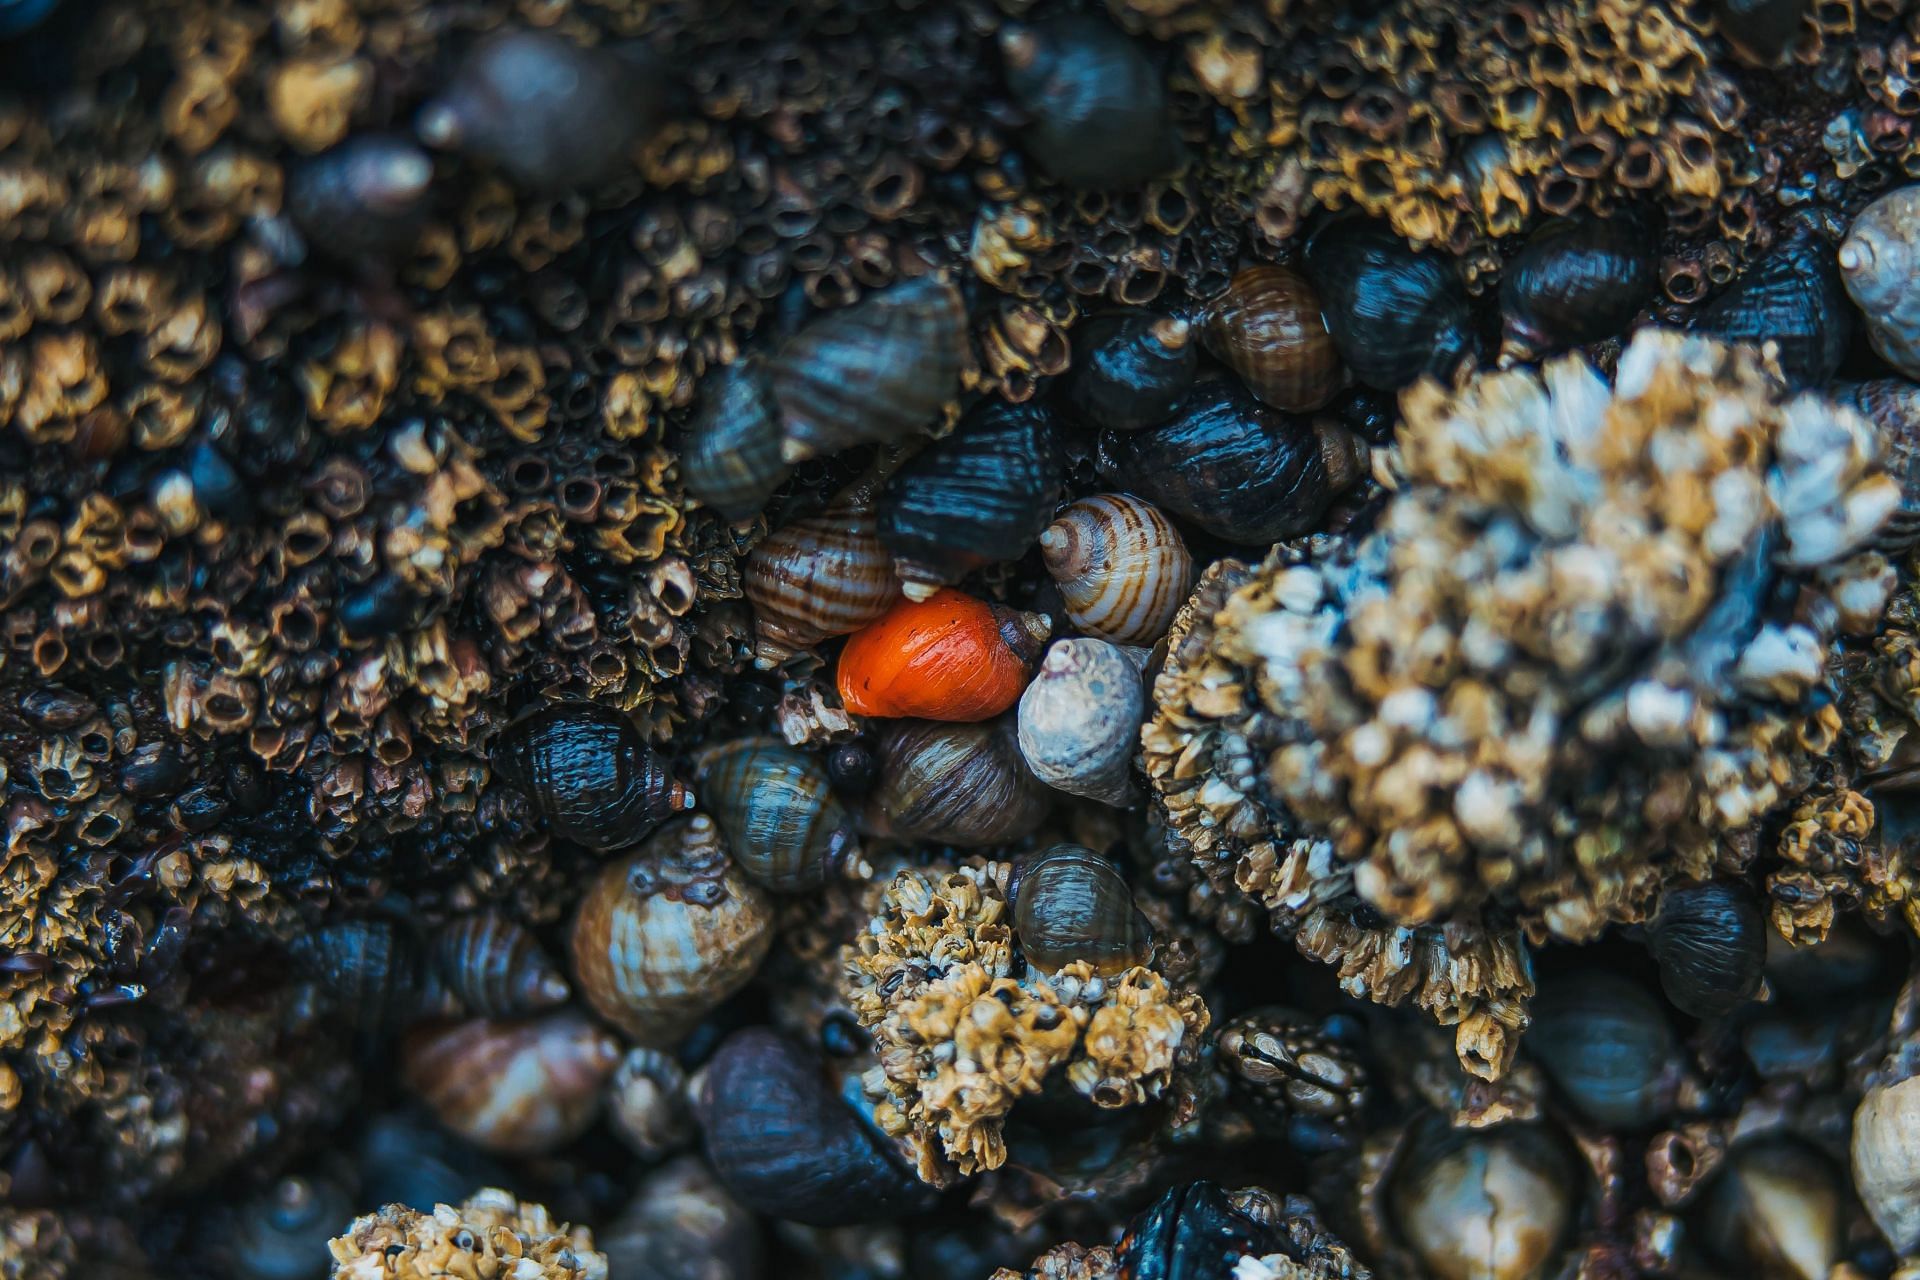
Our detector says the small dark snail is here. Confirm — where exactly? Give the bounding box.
[1388,1121,1577,1280]
[227,1175,353,1280]
[865,716,1051,846]
[569,815,773,1044]
[1017,638,1145,807]
[1096,380,1368,544]
[1647,879,1766,1019]
[492,700,694,852]
[1704,1139,1842,1280]
[287,135,434,264]
[1498,214,1656,362]
[769,276,969,464]
[745,469,902,669]
[608,1047,694,1161]
[1012,843,1152,975]
[1204,266,1345,412]
[289,919,423,1028]
[401,1011,620,1156]
[1117,1181,1279,1280]
[1527,971,1677,1129]
[429,911,571,1018]
[998,16,1183,189]
[1711,0,1809,66]
[682,361,789,523]
[1840,186,1920,381]
[356,1113,503,1213]
[877,399,1062,599]
[837,588,1051,722]
[693,737,862,892]
[603,1157,762,1280]
[1691,230,1851,387]
[1040,494,1193,646]
[1303,218,1478,390]
[1065,312,1198,432]
[1832,380,1920,553]
[696,1027,938,1226]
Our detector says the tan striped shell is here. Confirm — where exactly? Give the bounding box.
[1039,494,1193,646]
[744,471,902,669]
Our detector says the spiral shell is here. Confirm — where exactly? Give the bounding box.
[608,1047,695,1162]
[682,361,789,523]
[1841,187,1920,381]
[1693,230,1851,387]
[1646,879,1766,1019]
[1017,639,1145,807]
[745,471,902,669]
[1832,379,1920,553]
[228,1175,355,1280]
[865,715,1051,845]
[401,1010,621,1156]
[1204,266,1344,412]
[837,588,1051,722]
[430,911,571,1018]
[1039,494,1192,646]
[1303,218,1478,391]
[998,16,1183,189]
[1065,312,1197,432]
[569,815,774,1045]
[290,919,423,1027]
[693,737,862,892]
[492,701,694,853]
[769,276,969,464]
[1012,843,1152,975]
[1498,213,1656,362]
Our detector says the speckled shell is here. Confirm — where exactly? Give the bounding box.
[682,361,789,523]
[1096,381,1366,545]
[837,588,1051,722]
[1303,219,1477,390]
[1204,266,1344,412]
[492,701,694,852]
[1065,312,1198,432]
[744,471,902,668]
[1012,843,1151,975]
[569,815,774,1045]
[1832,379,1920,552]
[1841,187,1920,381]
[1528,972,1676,1128]
[430,912,571,1018]
[1855,1076,1920,1253]
[877,399,1063,599]
[865,716,1051,845]
[999,16,1182,189]
[1647,880,1765,1018]
[1499,214,1656,361]
[401,1011,621,1156]
[693,737,859,892]
[1693,232,1851,387]
[1039,494,1193,645]
[1017,639,1144,807]
[769,277,969,463]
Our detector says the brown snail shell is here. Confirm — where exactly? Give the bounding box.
[692,736,863,892]
[1853,1075,1920,1253]
[429,911,570,1018]
[608,1046,695,1162]
[401,1010,620,1156]
[1831,379,1920,553]
[744,470,902,669]
[1841,187,1920,381]
[864,715,1050,846]
[569,815,774,1045]
[1011,843,1152,975]
[1017,638,1144,807]
[1203,266,1344,412]
[1039,494,1193,646]
[492,700,694,852]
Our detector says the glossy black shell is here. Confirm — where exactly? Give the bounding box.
[697,1028,938,1226]
[1303,218,1478,390]
[1001,16,1183,189]
[1064,312,1198,431]
[1500,214,1656,356]
[1648,880,1766,1018]
[290,920,422,1027]
[878,400,1063,588]
[1690,232,1851,387]
[492,702,686,852]
[1118,1182,1278,1280]
[1012,844,1151,975]
[1528,972,1675,1128]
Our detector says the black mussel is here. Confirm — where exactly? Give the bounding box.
[1528,971,1677,1129]
[1303,218,1478,390]
[1389,1121,1577,1280]
[878,399,1063,600]
[1711,0,1808,65]
[492,701,694,852]
[693,736,861,892]
[1117,1181,1278,1280]
[1647,880,1766,1019]
[999,16,1183,189]
[226,1175,354,1280]
[416,29,664,191]
[290,919,424,1027]
[682,361,789,523]
[1691,231,1850,388]
[288,135,434,263]
[1204,266,1345,412]
[696,1028,937,1226]
[1832,379,1920,553]
[1012,844,1152,975]
[1065,312,1197,431]
[1096,379,1367,544]
[1499,214,1656,361]
[1702,1138,1842,1280]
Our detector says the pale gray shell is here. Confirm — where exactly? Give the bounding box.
[1017,638,1144,807]
[1841,187,1920,380]
[1039,494,1193,646]
[1854,1076,1920,1253]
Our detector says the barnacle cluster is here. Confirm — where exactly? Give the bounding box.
[327,1189,604,1280]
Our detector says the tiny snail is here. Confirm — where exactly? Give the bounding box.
[1646,879,1766,1019]
[1203,265,1344,412]
[693,736,862,892]
[429,911,571,1018]
[1065,312,1198,432]
[492,700,694,852]
[1012,843,1153,975]
[1017,638,1145,807]
[1840,185,1920,381]
[998,16,1183,189]
[1039,494,1193,646]
[401,1010,621,1156]
[745,468,902,669]
[681,360,789,523]
[837,588,1051,722]
[865,716,1051,845]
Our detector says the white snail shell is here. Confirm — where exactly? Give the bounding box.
[1853,1074,1920,1253]
[1017,638,1144,807]
[1841,186,1920,380]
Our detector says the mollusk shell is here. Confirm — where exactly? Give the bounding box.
[1204,266,1344,412]
[1012,843,1152,975]
[1303,218,1477,390]
[1527,972,1676,1128]
[998,16,1183,190]
[1841,187,1920,381]
[693,737,861,892]
[287,135,433,263]
[1065,312,1197,432]
[290,919,423,1027]
[430,911,570,1018]
[401,1010,620,1156]
[745,471,902,669]
[1017,638,1144,807]
[1832,379,1920,552]
[865,715,1051,845]
[1646,879,1766,1019]
[837,588,1051,722]
[682,361,789,523]
[492,701,693,853]
[1855,1075,1920,1254]
[1039,493,1193,646]
[1692,231,1851,387]
[1498,213,1656,362]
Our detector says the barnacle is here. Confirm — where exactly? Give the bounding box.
[328,1189,606,1280]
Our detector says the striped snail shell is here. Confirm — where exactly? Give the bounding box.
[401,1010,620,1156]
[569,815,774,1045]
[1841,187,1920,381]
[429,911,570,1018]
[865,715,1051,845]
[1039,494,1193,646]
[682,360,789,523]
[1498,213,1657,363]
[693,737,863,892]
[492,700,694,852]
[836,588,1051,722]
[1832,379,1920,553]
[1017,638,1145,807]
[1065,312,1198,432]
[289,919,424,1028]
[608,1046,695,1161]
[1203,266,1345,412]
[1303,218,1478,391]
[998,16,1183,189]
[1693,228,1851,388]
[770,276,969,464]
[1012,843,1153,976]
[745,469,902,669]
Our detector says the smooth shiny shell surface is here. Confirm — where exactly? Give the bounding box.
[401,1011,620,1156]
[570,815,774,1044]
[1854,1076,1920,1254]
[1065,313,1197,432]
[1692,232,1851,387]
[1527,972,1675,1128]
[694,737,858,892]
[745,472,902,668]
[430,911,570,1017]
[865,716,1051,845]
[837,588,1050,721]
[1013,844,1151,975]
[1040,494,1193,645]
[877,399,1062,598]
[1708,1139,1843,1280]
[770,277,969,463]
[492,701,693,852]
[1204,266,1343,412]
[1647,880,1766,1018]
[1117,1181,1278,1280]
[1389,1123,1575,1280]
[1017,638,1144,806]
[1303,219,1477,390]
[683,361,789,522]
[1833,379,1920,552]
[1499,214,1656,359]
[1841,187,1920,380]
[999,16,1183,189]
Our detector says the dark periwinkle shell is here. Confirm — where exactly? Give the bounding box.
[697,1028,938,1226]
[693,736,860,892]
[1013,844,1152,976]
[492,701,694,852]
[287,135,434,263]
[1528,971,1676,1129]
[682,360,789,523]
[1691,232,1851,388]
[187,440,254,520]
[356,1113,505,1212]
[1096,379,1366,544]
[1204,266,1345,412]
[227,1175,354,1280]
[1065,312,1197,432]
[866,716,1052,846]
[878,399,1063,599]
[1117,1181,1278,1280]
[1303,218,1478,391]
[289,920,424,1027]
[1832,379,1920,553]
[1647,880,1766,1019]
[1499,214,1657,360]
[431,911,571,1017]
[1711,0,1809,65]
[999,16,1183,190]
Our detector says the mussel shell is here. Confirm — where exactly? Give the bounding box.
[770,276,969,463]
[1832,379,1920,553]
[693,737,858,892]
[1691,232,1851,387]
[1647,880,1766,1019]
[1499,214,1656,357]
[866,716,1051,845]
[1527,971,1676,1129]
[1303,218,1478,390]
[1388,1121,1576,1280]
[492,700,691,852]
[1117,1181,1278,1280]
[401,1011,621,1156]
[683,361,789,523]
[1000,16,1183,189]
[430,911,570,1018]
[697,1027,938,1226]
[1013,843,1151,974]
[1204,266,1344,412]
[1065,312,1197,432]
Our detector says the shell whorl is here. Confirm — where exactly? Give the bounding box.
[1040,494,1193,646]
